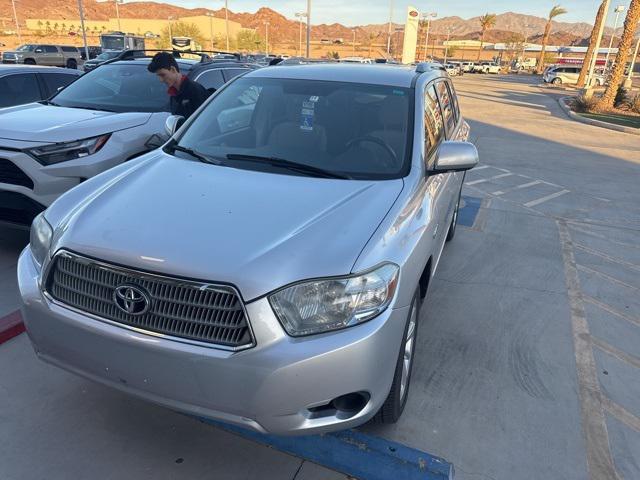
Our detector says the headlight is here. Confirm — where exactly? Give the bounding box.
[27,134,111,165]
[30,213,53,268]
[270,264,399,337]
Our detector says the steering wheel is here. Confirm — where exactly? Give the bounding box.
[346,136,398,167]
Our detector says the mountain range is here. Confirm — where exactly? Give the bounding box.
[0,1,622,47]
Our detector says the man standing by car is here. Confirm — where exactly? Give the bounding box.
[147,52,209,119]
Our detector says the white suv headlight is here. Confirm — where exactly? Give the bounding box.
[270,264,399,337]
[27,134,110,165]
[30,213,53,268]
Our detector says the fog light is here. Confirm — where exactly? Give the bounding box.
[331,392,370,413]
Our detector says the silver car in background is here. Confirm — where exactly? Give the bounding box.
[19,63,478,435]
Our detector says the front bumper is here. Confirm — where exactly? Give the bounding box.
[18,248,408,435]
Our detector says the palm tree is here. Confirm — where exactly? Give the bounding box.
[577,1,609,86]
[477,13,497,61]
[596,0,640,110]
[536,5,567,73]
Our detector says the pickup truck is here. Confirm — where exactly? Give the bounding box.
[473,62,501,74]
[1,44,82,69]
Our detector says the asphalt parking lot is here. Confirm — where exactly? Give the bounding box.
[1,74,639,480]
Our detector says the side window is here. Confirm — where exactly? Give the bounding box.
[423,84,445,160]
[194,69,225,93]
[61,46,77,53]
[222,68,249,82]
[44,46,59,53]
[0,74,42,108]
[446,81,460,126]
[435,81,456,135]
[42,73,77,96]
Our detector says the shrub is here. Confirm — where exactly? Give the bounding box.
[571,95,599,113]
[628,94,640,114]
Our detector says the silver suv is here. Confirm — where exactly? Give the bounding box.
[19,63,478,435]
[2,44,82,69]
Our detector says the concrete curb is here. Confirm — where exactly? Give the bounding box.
[558,97,640,135]
[0,310,25,345]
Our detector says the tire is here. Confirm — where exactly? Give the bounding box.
[446,185,463,242]
[66,59,77,69]
[373,288,420,424]
[552,77,562,85]
[24,58,36,65]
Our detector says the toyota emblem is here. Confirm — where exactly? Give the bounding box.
[113,285,151,315]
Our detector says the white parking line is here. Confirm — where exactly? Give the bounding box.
[465,173,513,186]
[492,180,542,196]
[574,243,640,273]
[473,165,490,171]
[524,189,570,207]
[577,264,639,292]
[583,295,640,328]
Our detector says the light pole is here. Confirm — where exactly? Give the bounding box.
[627,32,640,85]
[264,21,270,56]
[295,12,307,56]
[11,0,21,44]
[421,12,436,61]
[521,23,534,68]
[305,0,311,58]
[352,29,356,56]
[168,16,174,45]
[114,0,122,31]
[77,0,90,65]
[223,0,229,51]
[206,12,214,51]
[443,28,452,63]
[587,0,611,88]
[605,5,625,70]
[386,0,394,55]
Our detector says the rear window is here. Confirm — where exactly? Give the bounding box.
[61,46,78,53]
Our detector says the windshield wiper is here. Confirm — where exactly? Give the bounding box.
[169,144,224,165]
[225,154,350,179]
[72,105,118,113]
[39,100,60,107]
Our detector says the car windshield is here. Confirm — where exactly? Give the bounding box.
[176,77,413,180]
[95,51,120,61]
[51,63,172,113]
[16,45,36,51]
[101,36,125,51]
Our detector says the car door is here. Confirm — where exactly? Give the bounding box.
[0,73,43,108]
[44,45,62,66]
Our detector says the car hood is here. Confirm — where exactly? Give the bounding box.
[53,154,404,301]
[0,103,152,143]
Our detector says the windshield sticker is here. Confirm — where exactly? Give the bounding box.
[392,89,405,95]
[309,96,320,102]
[301,112,314,131]
[300,99,316,131]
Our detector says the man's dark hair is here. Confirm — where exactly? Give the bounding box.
[147,52,179,73]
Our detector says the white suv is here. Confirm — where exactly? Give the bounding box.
[543,65,605,86]
[0,55,256,225]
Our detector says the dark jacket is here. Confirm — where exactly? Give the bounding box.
[169,76,209,119]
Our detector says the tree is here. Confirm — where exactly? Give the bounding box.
[366,32,380,58]
[446,44,460,59]
[45,21,51,33]
[61,23,67,33]
[504,33,525,63]
[236,30,264,51]
[158,21,205,49]
[477,13,497,61]
[536,5,567,73]
[53,23,59,34]
[596,0,640,110]
[37,20,43,32]
[577,1,609,87]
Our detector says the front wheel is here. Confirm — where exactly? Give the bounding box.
[373,288,420,424]
[552,77,562,85]
[66,59,77,69]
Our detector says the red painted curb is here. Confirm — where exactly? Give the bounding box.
[0,311,25,345]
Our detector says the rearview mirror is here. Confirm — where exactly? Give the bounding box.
[433,141,479,173]
[164,115,185,137]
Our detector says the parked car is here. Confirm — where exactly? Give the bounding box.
[19,62,478,435]
[461,61,475,72]
[83,50,128,73]
[0,54,257,226]
[473,62,500,74]
[2,44,82,69]
[449,61,464,76]
[0,65,81,110]
[542,65,605,86]
[444,63,459,76]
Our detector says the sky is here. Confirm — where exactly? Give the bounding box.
[168,0,634,27]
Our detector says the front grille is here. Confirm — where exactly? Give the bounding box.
[0,159,34,189]
[45,251,253,349]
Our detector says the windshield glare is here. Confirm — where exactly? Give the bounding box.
[51,64,172,113]
[177,78,412,180]
[16,45,36,51]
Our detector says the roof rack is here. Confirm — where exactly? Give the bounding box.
[108,49,241,64]
[415,61,446,73]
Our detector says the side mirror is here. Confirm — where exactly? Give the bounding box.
[164,115,185,137]
[433,141,479,173]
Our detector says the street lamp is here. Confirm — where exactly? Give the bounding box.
[168,16,174,44]
[605,5,625,70]
[421,12,437,61]
[352,29,356,56]
[586,0,611,88]
[521,23,535,69]
[77,0,90,65]
[443,27,453,64]
[295,12,307,56]
[264,21,270,56]
[627,28,640,86]
[114,0,122,31]
[386,0,394,55]
[222,0,230,51]
[206,12,215,51]
[305,0,311,58]
[10,0,21,44]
